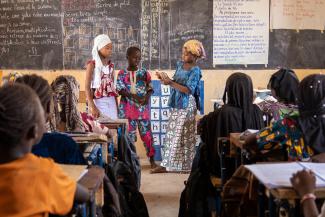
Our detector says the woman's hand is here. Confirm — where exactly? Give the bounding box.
[290,170,316,197]
[89,104,100,118]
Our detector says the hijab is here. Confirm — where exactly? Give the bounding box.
[297,74,325,153]
[200,73,265,176]
[268,68,299,104]
[91,34,112,88]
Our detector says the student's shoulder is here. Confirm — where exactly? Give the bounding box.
[29,153,57,169]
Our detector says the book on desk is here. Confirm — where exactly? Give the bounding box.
[245,162,325,189]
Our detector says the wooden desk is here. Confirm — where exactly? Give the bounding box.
[60,164,105,217]
[99,118,128,130]
[229,133,245,150]
[99,119,128,160]
[67,133,109,165]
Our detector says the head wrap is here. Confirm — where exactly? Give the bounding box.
[223,72,256,127]
[183,39,206,59]
[91,34,112,88]
[268,68,299,104]
[297,74,325,153]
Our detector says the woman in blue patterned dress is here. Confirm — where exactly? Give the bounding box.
[151,40,206,173]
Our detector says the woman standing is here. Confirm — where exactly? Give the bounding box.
[152,39,205,173]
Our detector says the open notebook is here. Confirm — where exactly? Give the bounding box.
[245,162,325,189]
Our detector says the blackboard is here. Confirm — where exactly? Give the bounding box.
[141,0,213,69]
[1,0,325,70]
[0,0,63,69]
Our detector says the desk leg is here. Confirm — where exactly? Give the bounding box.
[268,194,276,217]
[89,199,96,217]
[258,183,265,217]
[101,142,108,165]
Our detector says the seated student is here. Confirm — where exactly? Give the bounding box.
[291,170,324,217]
[15,74,86,165]
[223,74,325,216]
[179,73,265,216]
[0,83,89,216]
[51,75,111,137]
[245,74,325,161]
[199,72,265,176]
[257,68,299,123]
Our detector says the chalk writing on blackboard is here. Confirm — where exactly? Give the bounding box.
[0,0,63,69]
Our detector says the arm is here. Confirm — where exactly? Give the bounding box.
[85,63,100,118]
[290,170,319,217]
[74,184,91,203]
[157,72,190,94]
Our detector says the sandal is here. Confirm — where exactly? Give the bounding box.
[150,166,167,174]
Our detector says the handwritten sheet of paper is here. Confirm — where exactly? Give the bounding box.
[271,0,325,30]
[213,0,269,65]
[246,163,325,188]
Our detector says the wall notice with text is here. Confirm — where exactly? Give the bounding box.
[213,0,269,66]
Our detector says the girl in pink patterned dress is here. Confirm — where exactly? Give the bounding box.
[85,34,118,119]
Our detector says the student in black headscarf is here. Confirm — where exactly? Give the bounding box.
[257,68,299,123]
[246,74,325,161]
[199,72,265,176]
[222,74,325,216]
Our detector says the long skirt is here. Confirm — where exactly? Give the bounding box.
[161,95,197,172]
[93,96,118,119]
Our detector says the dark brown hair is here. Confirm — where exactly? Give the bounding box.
[16,74,52,113]
[0,84,41,146]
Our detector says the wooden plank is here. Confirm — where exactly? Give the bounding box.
[69,133,108,144]
[229,133,245,149]
[269,187,325,200]
[79,91,86,104]
[60,164,88,182]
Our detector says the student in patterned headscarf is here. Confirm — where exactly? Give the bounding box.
[152,39,205,173]
[257,68,299,123]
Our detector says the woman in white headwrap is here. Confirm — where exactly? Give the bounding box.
[85,34,118,119]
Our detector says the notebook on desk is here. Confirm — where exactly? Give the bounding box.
[245,162,325,189]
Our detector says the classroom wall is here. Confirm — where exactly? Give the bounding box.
[2,69,324,158]
[2,69,325,113]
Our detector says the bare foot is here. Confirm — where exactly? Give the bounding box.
[150,166,167,174]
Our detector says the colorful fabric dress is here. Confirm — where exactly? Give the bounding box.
[257,100,298,124]
[161,61,202,172]
[257,115,314,161]
[88,60,118,119]
[116,68,155,157]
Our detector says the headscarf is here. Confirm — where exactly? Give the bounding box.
[297,74,325,153]
[51,75,84,132]
[200,72,265,176]
[183,39,206,59]
[223,72,255,127]
[268,68,299,104]
[91,34,112,88]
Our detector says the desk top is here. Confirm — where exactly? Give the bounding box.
[270,187,325,200]
[67,133,108,143]
[60,164,88,182]
[99,118,128,129]
[60,164,105,192]
[229,133,245,149]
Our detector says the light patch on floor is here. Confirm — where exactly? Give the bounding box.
[140,160,189,217]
